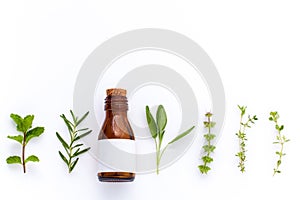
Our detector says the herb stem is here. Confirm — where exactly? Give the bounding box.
[22,131,26,173]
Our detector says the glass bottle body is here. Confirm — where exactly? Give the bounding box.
[97,91,135,182]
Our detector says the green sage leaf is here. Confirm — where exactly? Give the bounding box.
[156,105,167,133]
[168,126,195,144]
[146,106,157,138]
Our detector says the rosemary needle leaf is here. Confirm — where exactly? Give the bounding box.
[76,111,89,126]
[56,132,70,149]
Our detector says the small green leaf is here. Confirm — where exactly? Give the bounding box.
[203,145,216,153]
[23,115,34,132]
[7,135,23,144]
[156,105,167,133]
[70,158,79,173]
[204,133,216,141]
[25,155,39,163]
[6,156,22,164]
[76,111,89,126]
[26,127,44,144]
[145,106,158,139]
[202,156,213,163]
[59,151,69,165]
[198,165,211,174]
[73,147,90,157]
[56,132,70,150]
[10,114,25,132]
[74,130,92,141]
[60,114,73,132]
[168,126,195,144]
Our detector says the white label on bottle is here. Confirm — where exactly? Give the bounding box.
[98,139,136,173]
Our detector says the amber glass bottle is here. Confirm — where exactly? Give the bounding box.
[97,88,135,182]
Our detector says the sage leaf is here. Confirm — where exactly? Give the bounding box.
[168,126,195,144]
[156,105,167,134]
[146,106,158,138]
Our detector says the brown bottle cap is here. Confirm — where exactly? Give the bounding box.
[106,88,127,96]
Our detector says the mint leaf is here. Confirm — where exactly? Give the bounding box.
[6,156,22,164]
[10,114,24,132]
[25,155,39,163]
[26,127,44,144]
[7,135,23,144]
[23,115,34,132]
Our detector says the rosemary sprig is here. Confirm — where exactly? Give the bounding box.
[56,110,92,173]
[236,105,258,173]
[7,114,44,173]
[198,112,216,174]
[146,105,195,174]
[269,111,289,176]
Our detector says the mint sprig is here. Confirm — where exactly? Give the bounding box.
[145,105,195,174]
[269,111,289,176]
[198,112,216,174]
[236,105,257,173]
[56,110,92,173]
[7,114,44,173]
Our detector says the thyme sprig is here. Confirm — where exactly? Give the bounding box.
[198,112,216,174]
[269,111,289,176]
[236,105,258,173]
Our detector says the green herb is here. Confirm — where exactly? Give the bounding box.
[7,114,44,173]
[145,105,195,174]
[269,111,289,176]
[198,112,216,174]
[235,105,257,173]
[56,110,92,173]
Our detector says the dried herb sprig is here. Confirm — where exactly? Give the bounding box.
[146,105,195,174]
[56,110,92,173]
[236,105,258,173]
[269,111,289,176]
[198,112,216,174]
[7,114,44,173]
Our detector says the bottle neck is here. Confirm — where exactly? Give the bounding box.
[104,95,128,113]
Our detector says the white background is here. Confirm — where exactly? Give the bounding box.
[1,0,300,199]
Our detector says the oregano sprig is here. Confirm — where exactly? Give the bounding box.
[7,114,44,173]
[269,111,289,176]
[198,112,216,174]
[236,105,258,173]
[56,110,92,173]
[146,105,195,174]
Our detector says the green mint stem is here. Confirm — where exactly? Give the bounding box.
[22,132,26,173]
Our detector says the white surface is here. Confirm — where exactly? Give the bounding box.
[1,1,300,200]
